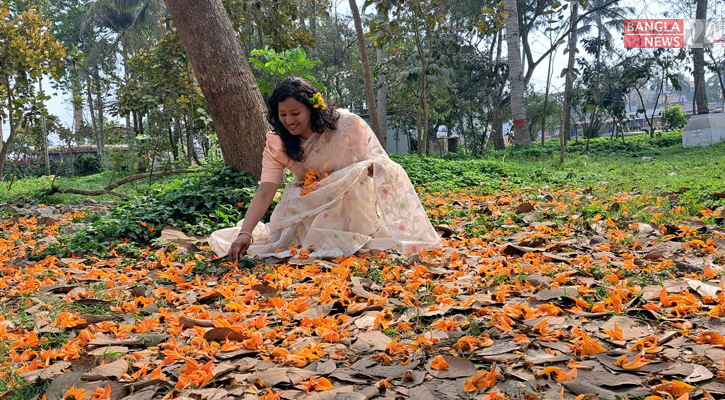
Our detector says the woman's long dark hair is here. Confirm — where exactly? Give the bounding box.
[267,77,339,161]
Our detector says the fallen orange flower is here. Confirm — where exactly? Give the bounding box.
[602,322,624,340]
[62,385,86,400]
[537,366,577,382]
[53,310,87,329]
[430,355,449,370]
[464,365,497,393]
[652,380,695,398]
[91,383,112,400]
[299,376,334,394]
[614,351,653,370]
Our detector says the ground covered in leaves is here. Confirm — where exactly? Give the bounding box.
[3,140,725,400]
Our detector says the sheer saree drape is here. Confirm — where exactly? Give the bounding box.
[209,110,441,259]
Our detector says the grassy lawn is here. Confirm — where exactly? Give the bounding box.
[0,171,187,205]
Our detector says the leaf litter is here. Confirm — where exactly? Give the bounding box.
[1,181,725,400]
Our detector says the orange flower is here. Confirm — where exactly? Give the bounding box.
[614,352,653,370]
[53,311,87,329]
[299,376,334,394]
[259,389,284,400]
[298,168,330,196]
[91,383,112,400]
[464,365,497,393]
[430,355,449,370]
[537,366,577,382]
[62,385,86,400]
[602,322,624,340]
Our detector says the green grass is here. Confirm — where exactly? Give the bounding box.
[0,171,182,204]
[5,131,725,221]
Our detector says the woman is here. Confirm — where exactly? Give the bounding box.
[209,77,440,262]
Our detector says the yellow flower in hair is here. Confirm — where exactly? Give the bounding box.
[309,92,326,110]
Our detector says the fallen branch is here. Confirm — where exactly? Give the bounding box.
[46,168,203,200]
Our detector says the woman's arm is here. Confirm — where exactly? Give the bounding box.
[228,182,279,263]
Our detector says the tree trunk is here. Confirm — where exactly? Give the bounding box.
[491,97,506,150]
[541,34,555,148]
[169,118,179,161]
[692,0,709,114]
[71,64,84,139]
[86,78,99,154]
[185,112,194,164]
[560,0,579,145]
[504,0,530,147]
[376,12,388,148]
[96,79,105,155]
[349,0,384,145]
[415,87,424,156]
[165,0,269,179]
[0,79,19,179]
[169,118,184,161]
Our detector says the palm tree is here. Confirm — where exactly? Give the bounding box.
[82,0,166,143]
[577,0,634,63]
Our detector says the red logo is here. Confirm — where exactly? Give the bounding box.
[624,19,684,48]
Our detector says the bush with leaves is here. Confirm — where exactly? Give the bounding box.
[48,164,268,256]
[249,46,324,96]
[73,154,103,176]
[661,104,688,130]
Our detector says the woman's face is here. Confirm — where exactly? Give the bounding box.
[278,97,313,140]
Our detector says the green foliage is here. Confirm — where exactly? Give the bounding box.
[0,2,67,179]
[73,154,103,176]
[661,105,688,130]
[0,374,49,400]
[249,46,324,96]
[391,155,508,191]
[47,164,265,256]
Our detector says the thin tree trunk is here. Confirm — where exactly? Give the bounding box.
[165,0,269,179]
[491,100,505,150]
[376,12,388,148]
[416,88,424,156]
[86,78,99,154]
[0,78,20,179]
[96,83,105,155]
[349,0,384,145]
[169,118,179,161]
[560,0,579,149]
[72,64,84,138]
[692,0,709,114]
[185,112,194,164]
[173,118,183,160]
[541,34,555,148]
[490,31,506,151]
[504,0,530,147]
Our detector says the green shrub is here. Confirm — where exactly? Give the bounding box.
[43,164,264,256]
[73,154,103,176]
[661,105,687,130]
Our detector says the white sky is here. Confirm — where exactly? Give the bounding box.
[2,0,721,145]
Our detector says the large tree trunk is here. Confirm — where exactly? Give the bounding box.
[692,0,709,114]
[560,0,579,145]
[349,0,384,146]
[165,0,269,179]
[504,0,530,147]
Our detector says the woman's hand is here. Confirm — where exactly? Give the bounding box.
[228,234,252,264]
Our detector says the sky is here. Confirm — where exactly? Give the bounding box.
[2,0,720,145]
